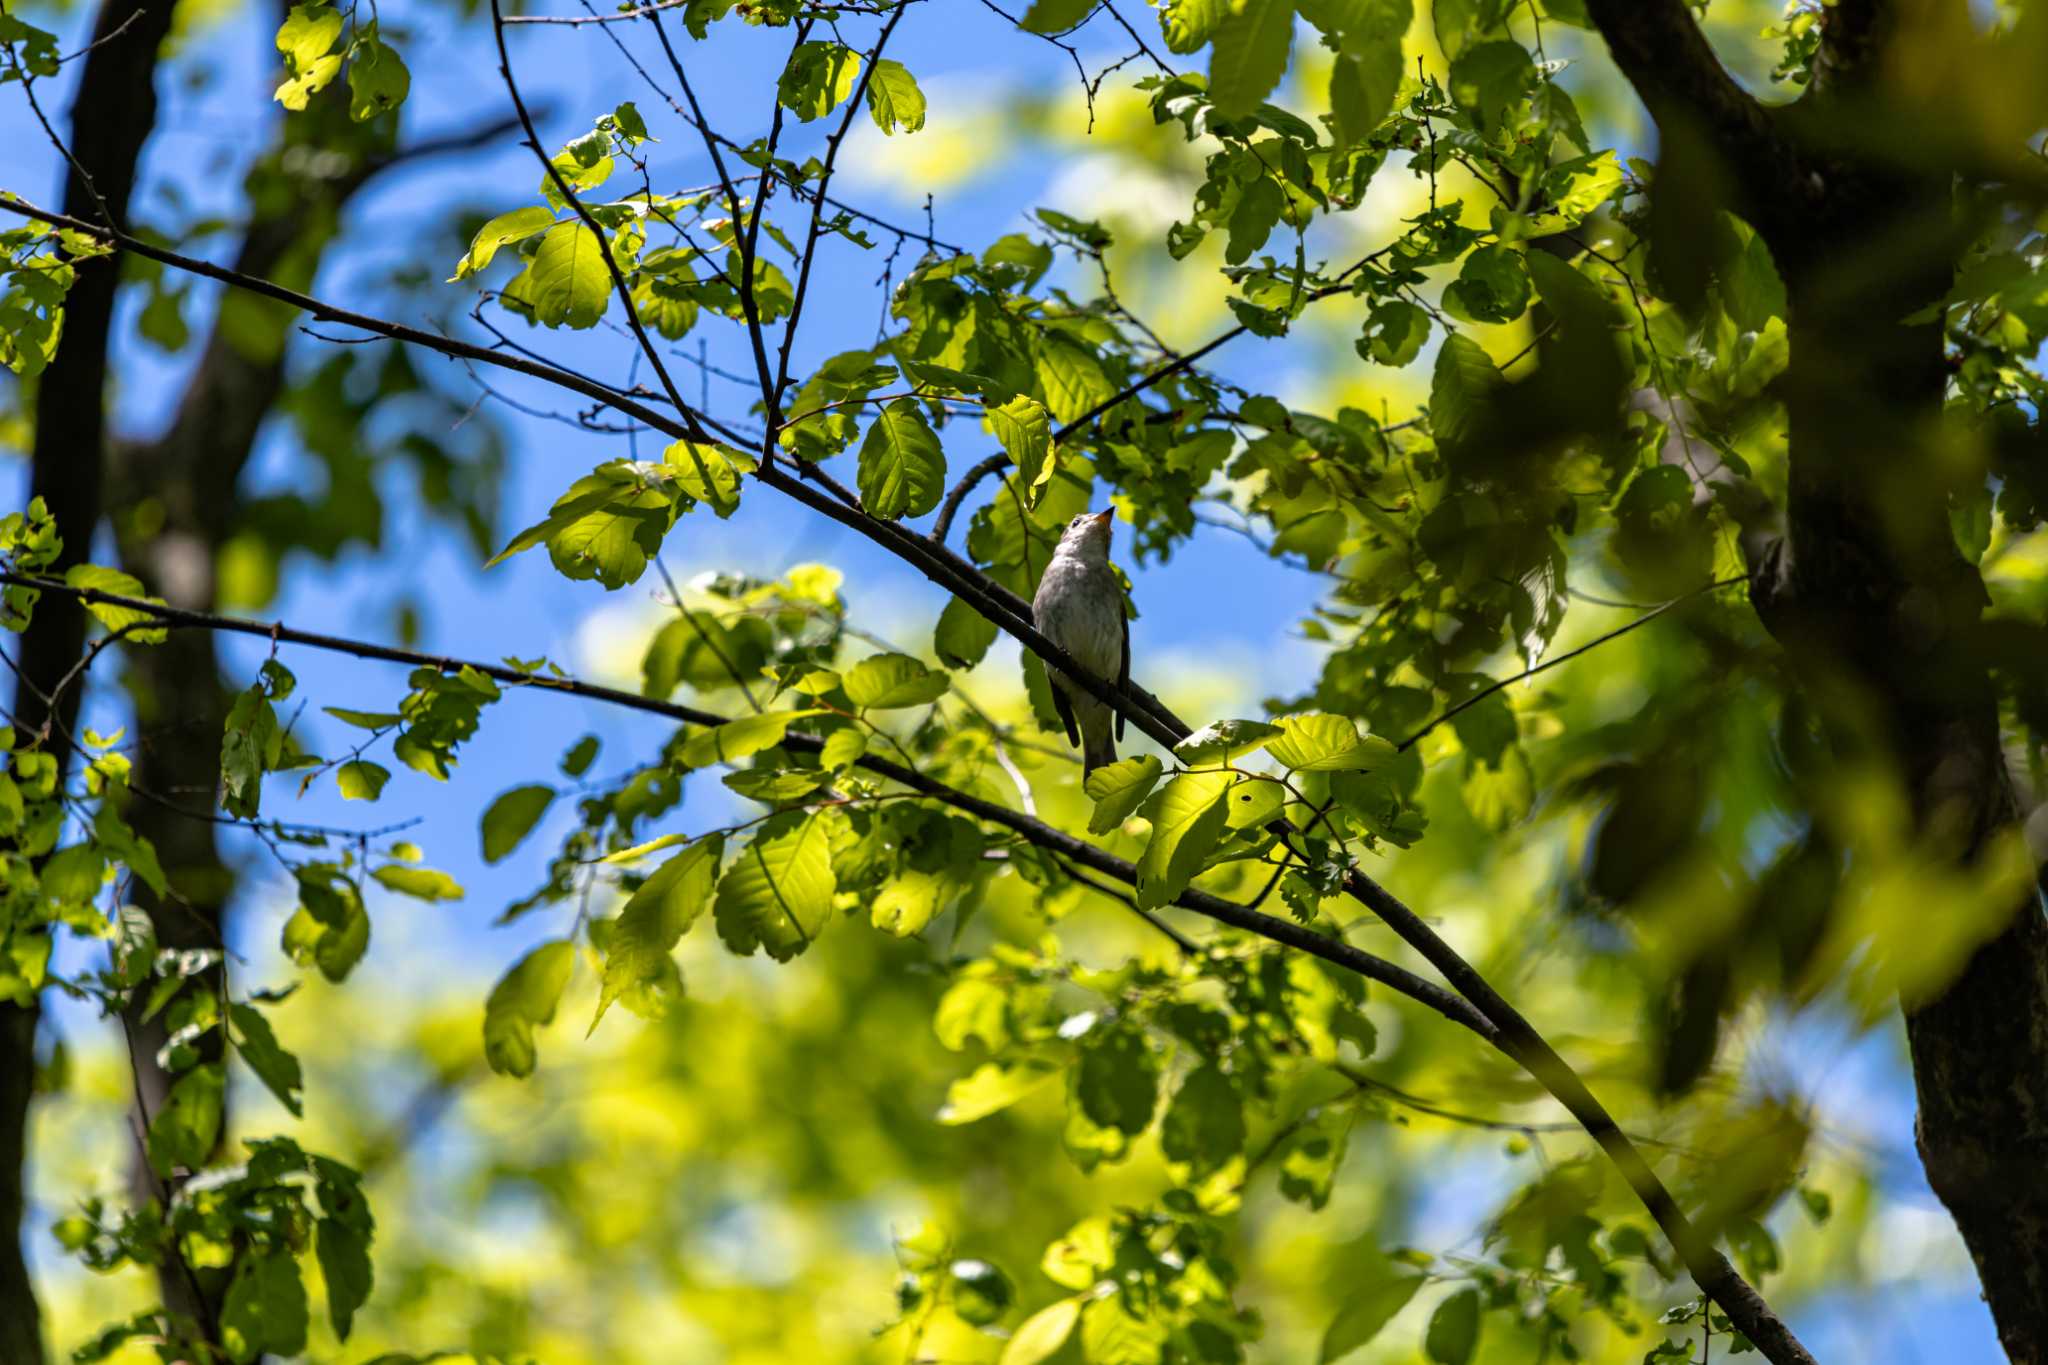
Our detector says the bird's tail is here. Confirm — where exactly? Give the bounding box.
[1080,703,1117,777]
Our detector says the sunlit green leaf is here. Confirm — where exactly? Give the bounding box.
[483,939,575,1077]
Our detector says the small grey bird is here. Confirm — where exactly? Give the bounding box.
[1031,509,1128,776]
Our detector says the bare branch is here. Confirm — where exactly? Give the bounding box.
[489,0,702,434]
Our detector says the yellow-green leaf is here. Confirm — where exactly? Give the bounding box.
[592,835,721,1031]
[450,206,557,281]
[335,760,388,802]
[1134,771,1234,909]
[679,709,821,769]
[1267,714,1396,772]
[865,58,926,134]
[525,221,612,329]
[844,653,949,709]
[1084,755,1164,836]
[938,1060,1063,1124]
[371,864,464,902]
[64,564,167,643]
[482,939,574,1077]
[713,810,837,961]
[1001,1297,1084,1364]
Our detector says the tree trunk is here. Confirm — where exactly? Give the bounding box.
[0,3,176,1359]
[1759,94,2048,1365]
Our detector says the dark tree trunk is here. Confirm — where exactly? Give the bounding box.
[1583,1,2048,1357]
[0,3,177,1360]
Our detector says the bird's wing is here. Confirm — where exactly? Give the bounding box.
[1116,598,1129,742]
[1049,673,1080,747]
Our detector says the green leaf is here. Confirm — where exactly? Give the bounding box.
[934,596,999,669]
[1447,39,1534,132]
[1358,298,1428,366]
[664,439,756,519]
[1543,148,1624,227]
[1225,176,1284,266]
[525,222,612,329]
[481,784,555,864]
[1074,1024,1159,1135]
[1430,0,1486,59]
[1442,244,1530,324]
[482,939,575,1077]
[938,1060,1063,1124]
[561,733,601,775]
[370,864,464,902]
[1320,1269,1425,1362]
[820,727,868,769]
[146,1062,224,1176]
[220,1248,309,1364]
[1134,771,1234,908]
[39,843,103,905]
[230,1002,304,1117]
[1019,0,1095,33]
[323,706,401,730]
[714,810,837,961]
[1035,336,1113,424]
[857,398,947,520]
[221,685,282,820]
[111,905,155,988]
[1174,719,1284,766]
[275,3,341,67]
[865,57,926,134]
[1461,747,1532,831]
[844,652,949,708]
[335,760,388,802]
[1281,1106,1354,1210]
[316,1214,373,1342]
[1268,713,1396,771]
[679,709,821,768]
[1209,0,1294,118]
[1329,23,1403,148]
[1160,0,1229,52]
[451,206,556,281]
[63,565,167,643]
[1425,1287,1482,1365]
[1429,333,1503,448]
[988,395,1053,500]
[1000,1297,1083,1364]
[1084,755,1164,836]
[346,29,410,121]
[1225,777,1288,830]
[592,835,721,1031]
[1160,1064,1246,1178]
[777,41,861,120]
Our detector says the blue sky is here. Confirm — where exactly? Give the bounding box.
[0,0,2010,1358]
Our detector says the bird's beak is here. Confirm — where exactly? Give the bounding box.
[1092,510,1114,527]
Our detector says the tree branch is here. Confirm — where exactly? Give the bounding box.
[1580,0,1804,217]
[2,569,1488,1039]
[489,0,701,434]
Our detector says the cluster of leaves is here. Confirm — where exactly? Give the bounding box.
[0,214,106,377]
[273,2,410,121]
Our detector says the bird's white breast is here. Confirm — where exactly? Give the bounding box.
[1033,552,1123,681]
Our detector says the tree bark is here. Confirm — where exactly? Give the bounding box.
[0,2,176,1359]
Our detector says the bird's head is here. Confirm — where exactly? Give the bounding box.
[1055,508,1115,561]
